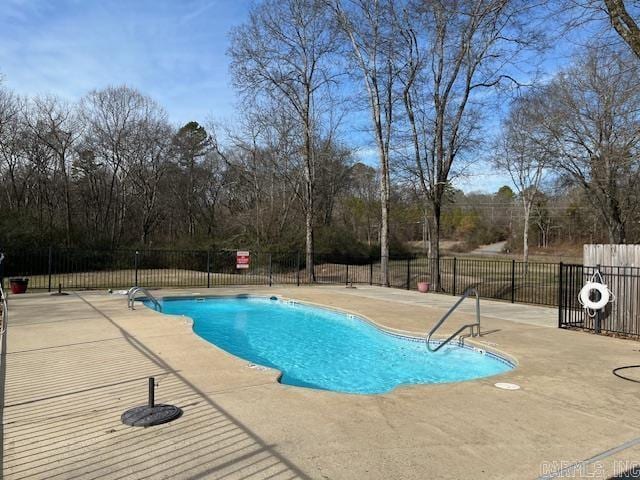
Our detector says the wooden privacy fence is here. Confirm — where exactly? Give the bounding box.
[584,244,640,268]
[561,245,640,337]
[559,263,640,337]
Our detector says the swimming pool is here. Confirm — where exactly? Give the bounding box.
[147,295,514,394]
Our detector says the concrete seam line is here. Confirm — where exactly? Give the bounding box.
[536,436,640,479]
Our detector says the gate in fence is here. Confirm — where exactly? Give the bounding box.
[559,263,640,337]
[3,247,640,337]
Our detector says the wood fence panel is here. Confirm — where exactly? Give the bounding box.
[584,244,640,336]
[584,244,640,267]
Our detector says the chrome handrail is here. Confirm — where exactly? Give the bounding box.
[426,287,481,352]
[128,286,162,311]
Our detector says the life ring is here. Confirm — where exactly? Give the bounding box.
[579,282,610,310]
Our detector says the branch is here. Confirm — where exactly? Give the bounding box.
[603,0,640,58]
[470,74,531,90]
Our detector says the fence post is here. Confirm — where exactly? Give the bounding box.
[557,262,563,328]
[452,257,457,296]
[296,252,300,286]
[206,251,211,288]
[369,261,373,286]
[595,264,602,334]
[406,258,411,290]
[134,250,139,286]
[345,264,349,286]
[0,251,4,291]
[268,253,272,287]
[47,246,53,293]
[511,260,516,303]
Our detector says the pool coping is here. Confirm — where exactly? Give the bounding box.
[10,287,640,479]
[141,293,519,388]
[272,294,518,369]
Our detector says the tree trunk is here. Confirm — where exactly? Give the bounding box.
[607,219,626,244]
[303,109,315,283]
[423,209,431,256]
[522,202,530,276]
[142,223,149,246]
[607,196,626,244]
[105,159,121,247]
[429,202,442,291]
[110,185,119,248]
[62,168,73,246]
[56,152,73,246]
[305,209,314,283]
[603,0,640,59]
[379,158,390,287]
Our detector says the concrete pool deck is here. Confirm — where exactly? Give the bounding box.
[2,286,640,479]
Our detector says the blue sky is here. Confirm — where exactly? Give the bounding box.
[0,0,249,124]
[0,0,604,194]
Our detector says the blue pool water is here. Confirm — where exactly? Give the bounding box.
[149,296,513,394]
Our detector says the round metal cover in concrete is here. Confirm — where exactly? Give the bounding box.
[495,382,520,390]
[121,404,182,427]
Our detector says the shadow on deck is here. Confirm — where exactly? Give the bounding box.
[0,294,308,480]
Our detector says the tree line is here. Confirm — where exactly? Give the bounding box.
[0,85,377,254]
[1,0,639,287]
[227,0,640,285]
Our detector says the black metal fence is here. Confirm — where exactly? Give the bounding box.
[4,247,640,337]
[0,247,560,306]
[559,263,640,337]
[0,249,302,291]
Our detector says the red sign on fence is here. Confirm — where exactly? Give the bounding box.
[236,251,250,269]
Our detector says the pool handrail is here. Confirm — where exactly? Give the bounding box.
[128,286,162,312]
[426,287,481,352]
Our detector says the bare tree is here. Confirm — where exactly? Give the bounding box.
[229,0,340,281]
[603,0,640,58]
[79,86,164,246]
[397,0,541,290]
[494,94,550,266]
[1,79,368,250]
[328,0,399,286]
[341,162,379,246]
[128,115,173,245]
[532,47,640,243]
[25,96,82,245]
[0,89,27,211]
[552,1,640,58]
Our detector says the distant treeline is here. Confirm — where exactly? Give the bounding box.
[0,79,638,258]
[1,0,640,261]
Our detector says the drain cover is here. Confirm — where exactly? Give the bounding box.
[121,404,182,427]
[495,382,520,390]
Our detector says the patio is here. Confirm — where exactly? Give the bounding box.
[1,286,639,479]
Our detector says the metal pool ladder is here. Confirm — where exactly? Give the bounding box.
[426,287,481,352]
[128,286,162,312]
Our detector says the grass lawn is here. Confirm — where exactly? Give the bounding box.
[8,259,561,306]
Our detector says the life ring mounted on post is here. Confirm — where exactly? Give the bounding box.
[578,271,614,313]
[579,282,610,310]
